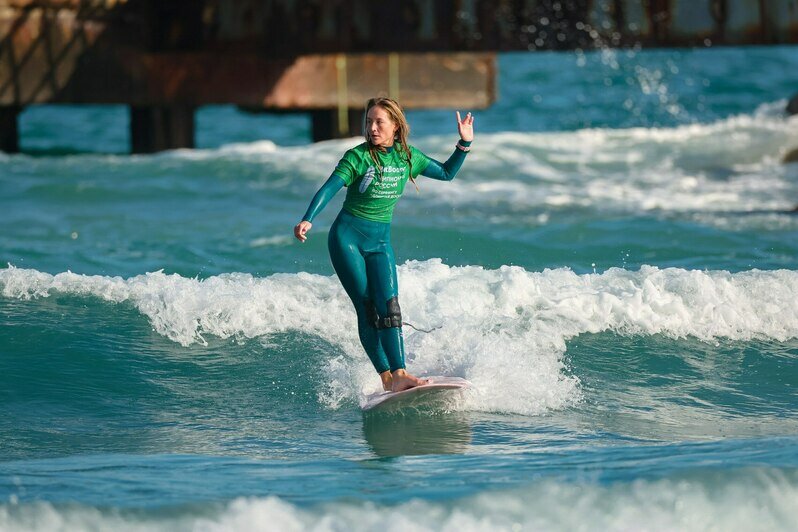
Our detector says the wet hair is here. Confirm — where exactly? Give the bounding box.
[364,97,418,191]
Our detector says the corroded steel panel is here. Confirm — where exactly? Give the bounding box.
[0,2,496,107]
[139,52,496,109]
[1,40,496,108]
[0,5,105,104]
[267,53,496,109]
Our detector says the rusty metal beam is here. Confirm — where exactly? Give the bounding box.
[261,53,495,110]
[0,2,497,108]
[0,48,496,108]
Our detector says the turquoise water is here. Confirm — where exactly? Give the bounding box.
[2,46,798,530]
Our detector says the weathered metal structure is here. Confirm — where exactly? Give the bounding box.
[1,0,796,152]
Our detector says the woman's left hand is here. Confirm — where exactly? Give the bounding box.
[456,111,475,142]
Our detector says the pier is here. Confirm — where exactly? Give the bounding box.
[1,0,796,152]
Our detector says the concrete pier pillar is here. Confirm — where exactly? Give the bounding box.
[130,105,195,153]
[0,106,21,153]
[311,109,363,142]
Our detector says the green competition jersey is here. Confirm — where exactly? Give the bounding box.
[332,142,431,223]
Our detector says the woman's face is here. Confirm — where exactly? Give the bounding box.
[366,105,398,147]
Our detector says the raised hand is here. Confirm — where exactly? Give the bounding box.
[456,111,475,142]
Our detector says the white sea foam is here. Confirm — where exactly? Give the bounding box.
[419,106,798,214]
[11,105,796,220]
[2,472,797,531]
[173,136,350,169]
[248,235,293,248]
[175,102,798,216]
[2,261,797,415]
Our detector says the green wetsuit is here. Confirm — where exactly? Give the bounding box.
[302,140,470,373]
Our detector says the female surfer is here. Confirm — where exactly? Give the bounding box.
[294,97,474,392]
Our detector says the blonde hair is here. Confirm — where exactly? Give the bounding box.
[364,97,418,191]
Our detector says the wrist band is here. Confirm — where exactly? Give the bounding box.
[456,143,471,152]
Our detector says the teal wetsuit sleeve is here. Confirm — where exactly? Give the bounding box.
[419,140,472,181]
[302,174,345,222]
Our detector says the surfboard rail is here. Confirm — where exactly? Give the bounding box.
[361,376,471,412]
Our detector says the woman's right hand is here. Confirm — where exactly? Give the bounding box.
[294,221,312,242]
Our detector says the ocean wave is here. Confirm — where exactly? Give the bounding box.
[2,261,797,416]
[198,102,798,214]
[5,104,796,218]
[425,106,798,214]
[3,470,797,531]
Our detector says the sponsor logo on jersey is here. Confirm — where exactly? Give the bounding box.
[359,166,376,193]
[382,165,406,174]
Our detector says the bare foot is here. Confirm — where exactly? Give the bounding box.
[391,369,428,392]
[379,371,393,392]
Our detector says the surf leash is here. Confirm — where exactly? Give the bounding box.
[403,322,442,334]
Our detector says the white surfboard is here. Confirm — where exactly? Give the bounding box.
[362,376,471,412]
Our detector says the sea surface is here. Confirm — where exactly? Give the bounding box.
[2,46,798,531]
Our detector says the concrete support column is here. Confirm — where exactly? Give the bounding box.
[130,105,195,153]
[0,106,21,153]
[310,109,363,143]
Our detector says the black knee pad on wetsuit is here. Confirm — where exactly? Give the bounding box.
[365,297,402,329]
[365,299,379,328]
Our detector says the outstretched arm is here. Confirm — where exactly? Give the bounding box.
[420,111,474,182]
[421,140,472,181]
[294,174,345,242]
